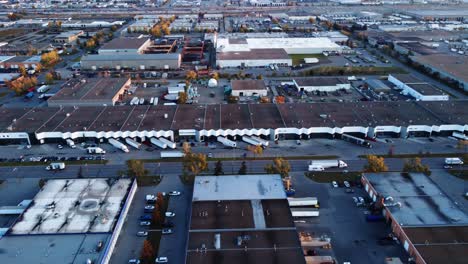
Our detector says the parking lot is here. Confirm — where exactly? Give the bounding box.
[110,175,191,264]
[291,171,409,264]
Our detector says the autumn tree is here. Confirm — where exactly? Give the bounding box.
[85,39,96,49]
[182,144,209,183]
[247,145,263,158]
[140,240,155,263]
[7,13,22,21]
[264,158,291,178]
[214,160,224,176]
[156,192,164,210]
[238,161,247,175]
[185,70,197,81]
[177,92,188,104]
[150,25,162,37]
[45,72,55,85]
[6,76,37,95]
[364,155,388,173]
[19,66,27,77]
[256,74,263,80]
[127,159,148,178]
[40,50,60,68]
[211,72,219,80]
[403,158,430,175]
[309,17,316,24]
[151,208,162,226]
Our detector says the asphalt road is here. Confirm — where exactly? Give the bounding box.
[0,157,451,180]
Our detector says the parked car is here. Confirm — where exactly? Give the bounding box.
[140,215,152,221]
[443,165,453,169]
[136,231,148,237]
[168,191,181,196]
[165,212,175,217]
[57,144,63,149]
[332,181,338,188]
[139,221,151,226]
[344,181,350,188]
[162,228,173,234]
[352,197,358,203]
[128,259,140,264]
[155,257,168,263]
[144,205,155,210]
[358,197,365,203]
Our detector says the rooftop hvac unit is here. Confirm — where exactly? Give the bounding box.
[164,113,168,119]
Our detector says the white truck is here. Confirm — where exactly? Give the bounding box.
[150,138,167,149]
[445,157,464,165]
[290,208,320,217]
[250,136,269,147]
[242,136,262,146]
[217,136,237,148]
[308,160,347,171]
[37,85,50,93]
[125,138,142,149]
[46,162,66,171]
[108,138,129,153]
[158,137,176,149]
[87,147,106,154]
[287,197,318,207]
[160,151,185,158]
[66,139,76,149]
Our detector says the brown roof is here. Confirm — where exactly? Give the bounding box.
[231,79,267,91]
[100,37,149,50]
[218,48,290,60]
[412,54,468,83]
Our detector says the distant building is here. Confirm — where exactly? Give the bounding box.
[0,55,41,70]
[231,79,268,97]
[80,53,181,70]
[54,30,84,44]
[293,77,350,92]
[388,74,449,101]
[99,37,151,55]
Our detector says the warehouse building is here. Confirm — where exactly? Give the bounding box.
[0,178,137,264]
[293,77,350,92]
[0,55,41,70]
[47,77,131,107]
[0,100,466,145]
[216,36,341,68]
[80,53,181,70]
[388,74,449,101]
[187,174,305,264]
[231,79,268,97]
[54,30,84,44]
[99,37,151,55]
[361,172,468,264]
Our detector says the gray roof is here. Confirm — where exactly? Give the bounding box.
[364,172,468,227]
[193,175,286,201]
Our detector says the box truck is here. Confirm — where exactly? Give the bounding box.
[445,157,463,165]
[66,139,76,149]
[46,162,66,170]
[87,147,106,154]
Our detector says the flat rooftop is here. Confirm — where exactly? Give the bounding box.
[294,77,347,87]
[412,54,468,84]
[11,178,132,234]
[190,200,255,230]
[100,37,149,50]
[231,80,267,91]
[364,172,468,226]
[0,233,109,264]
[48,77,129,103]
[187,248,306,264]
[193,175,285,201]
[406,83,445,96]
[403,226,468,264]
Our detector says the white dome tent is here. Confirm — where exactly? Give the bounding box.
[208,78,218,88]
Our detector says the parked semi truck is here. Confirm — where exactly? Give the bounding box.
[250,136,269,147]
[125,138,142,149]
[150,138,167,149]
[158,137,176,149]
[308,160,347,171]
[160,151,185,158]
[66,139,76,149]
[242,136,262,146]
[341,134,372,148]
[445,157,464,165]
[217,136,237,148]
[452,132,468,141]
[46,162,66,171]
[108,138,129,153]
[87,147,106,154]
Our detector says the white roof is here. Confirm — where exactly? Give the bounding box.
[217,37,340,53]
[193,175,286,201]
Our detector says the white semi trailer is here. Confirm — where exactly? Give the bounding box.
[287,197,318,207]
[250,136,269,147]
[217,136,237,148]
[160,151,185,158]
[158,137,176,149]
[108,138,129,153]
[242,136,262,146]
[125,138,142,149]
[290,208,320,217]
[150,138,167,149]
[308,160,348,171]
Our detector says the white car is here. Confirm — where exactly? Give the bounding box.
[352,197,358,203]
[57,144,63,149]
[136,231,148,237]
[128,259,140,264]
[139,221,151,226]
[358,197,365,203]
[165,212,175,217]
[332,181,338,188]
[144,205,155,210]
[162,228,173,234]
[155,257,168,263]
[168,191,181,196]
[344,181,350,188]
